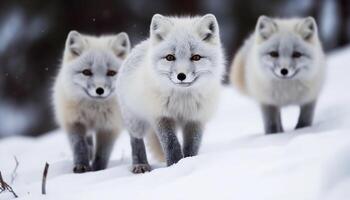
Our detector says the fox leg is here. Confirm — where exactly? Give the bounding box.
[67,122,91,173]
[182,121,203,157]
[124,116,151,174]
[296,101,316,129]
[91,129,117,171]
[261,104,284,134]
[130,136,151,173]
[155,117,183,166]
[86,135,94,161]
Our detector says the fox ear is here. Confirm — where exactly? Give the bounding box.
[150,14,172,42]
[197,14,219,42]
[110,32,130,59]
[297,17,317,41]
[66,30,86,56]
[256,16,278,40]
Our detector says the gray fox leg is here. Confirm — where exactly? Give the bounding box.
[130,136,151,173]
[261,104,284,134]
[182,121,203,157]
[156,117,183,166]
[91,129,117,171]
[296,101,316,129]
[67,122,91,173]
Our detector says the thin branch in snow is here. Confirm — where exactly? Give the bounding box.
[11,156,19,184]
[41,162,49,195]
[0,171,18,198]
[0,172,4,193]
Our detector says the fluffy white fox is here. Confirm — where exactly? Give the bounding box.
[117,14,225,173]
[53,30,130,173]
[230,16,326,134]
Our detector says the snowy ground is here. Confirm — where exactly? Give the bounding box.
[1,47,350,200]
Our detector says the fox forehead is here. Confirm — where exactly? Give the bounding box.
[155,18,205,44]
[161,40,197,55]
[273,18,305,32]
[83,35,115,49]
[78,50,121,68]
[260,33,312,55]
[166,16,203,28]
[155,35,215,58]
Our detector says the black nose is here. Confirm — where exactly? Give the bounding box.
[96,87,104,95]
[281,68,289,76]
[177,73,186,81]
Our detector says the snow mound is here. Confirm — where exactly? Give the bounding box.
[1,47,350,200]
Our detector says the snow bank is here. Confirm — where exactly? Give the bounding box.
[1,47,350,200]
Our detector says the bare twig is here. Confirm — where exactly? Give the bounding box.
[0,171,18,198]
[11,156,19,184]
[0,171,5,193]
[41,163,49,195]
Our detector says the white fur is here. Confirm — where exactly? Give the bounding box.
[117,14,224,147]
[231,17,326,106]
[53,31,130,135]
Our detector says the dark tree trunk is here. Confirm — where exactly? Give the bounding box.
[337,0,350,47]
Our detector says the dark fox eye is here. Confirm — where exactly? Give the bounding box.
[82,69,93,76]
[165,54,176,61]
[269,51,279,58]
[107,70,117,76]
[292,51,302,58]
[191,54,202,61]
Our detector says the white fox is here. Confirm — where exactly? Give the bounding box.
[117,14,225,173]
[230,16,326,134]
[53,30,130,173]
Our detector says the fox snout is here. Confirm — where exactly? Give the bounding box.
[95,87,105,95]
[280,68,289,76]
[273,67,298,79]
[170,64,196,83]
[169,71,197,87]
[86,85,113,99]
[176,73,187,81]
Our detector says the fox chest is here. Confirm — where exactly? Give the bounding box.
[131,83,220,123]
[266,80,313,105]
[75,102,120,129]
[159,91,214,121]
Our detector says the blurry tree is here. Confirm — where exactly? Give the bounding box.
[337,0,350,47]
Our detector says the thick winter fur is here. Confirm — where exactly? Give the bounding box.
[53,30,130,173]
[117,14,224,171]
[230,16,326,134]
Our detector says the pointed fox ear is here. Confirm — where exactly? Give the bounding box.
[110,32,130,59]
[197,14,219,42]
[296,17,318,41]
[66,30,87,57]
[150,14,173,43]
[256,16,278,40]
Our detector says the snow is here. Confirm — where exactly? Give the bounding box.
[1,47,350,200]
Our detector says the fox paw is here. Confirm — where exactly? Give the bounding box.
[73,164,91,173]
[131,164,151,174]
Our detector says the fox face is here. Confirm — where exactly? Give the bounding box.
[63,31,130,100]
[149,14,224,89]
[255,16,320,80]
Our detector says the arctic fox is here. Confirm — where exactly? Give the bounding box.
[53,30,130,173]
[230,16,326,134]
[117,14,224,173]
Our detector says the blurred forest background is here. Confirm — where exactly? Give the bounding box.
[0,0,349,138]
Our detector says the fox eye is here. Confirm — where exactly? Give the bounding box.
[292,51,302,58]
[165,54,176,61]
[107,70,117,76]
[269,51,279,58]
[82,69,93,76]
[191,54,202,61]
